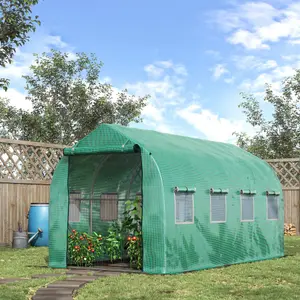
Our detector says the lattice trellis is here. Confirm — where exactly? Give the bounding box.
[0,139,67,181]
[266,159,300,188]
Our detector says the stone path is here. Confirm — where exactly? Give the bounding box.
[31,266,140,300]
[0,264,141,299]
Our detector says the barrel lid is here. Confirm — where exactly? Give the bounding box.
[30,203,49,206]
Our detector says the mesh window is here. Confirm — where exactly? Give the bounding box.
[267,195,279,220]
[175,192,194,224]
[69,191,81,222]
[100,193,118,221]
[241,195,254,221]
[211,194,226,223]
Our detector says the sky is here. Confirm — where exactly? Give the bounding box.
[1,0,300,143]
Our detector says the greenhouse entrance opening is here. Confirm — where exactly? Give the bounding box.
[67,153,142,268]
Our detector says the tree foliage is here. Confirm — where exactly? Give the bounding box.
[0,0,40,90]
[0,50,148,144]
[234,71,300,159]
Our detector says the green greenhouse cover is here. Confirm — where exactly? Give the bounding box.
[49,124,284,274]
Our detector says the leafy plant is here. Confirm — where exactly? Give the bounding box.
[67,196,143,269]
[127,233,143,270]
[123,197,143,269]
[68,230,104,266]
[105,225,122,262]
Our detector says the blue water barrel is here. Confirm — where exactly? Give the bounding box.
[28,203,49,247]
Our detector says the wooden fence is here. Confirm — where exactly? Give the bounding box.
[266,158,300,234]
[0,138,299,245]
[0,138,65,245]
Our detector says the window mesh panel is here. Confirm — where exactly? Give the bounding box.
[175,192,193,223]
[241,195,254,221]
[100,193,118,221]
[211,194,226,222]
[69,191,81,222]
[268,195,279,220]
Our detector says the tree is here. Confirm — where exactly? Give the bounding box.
[234,71,300,159]
[0,0,40,90]
[0,50,148,145]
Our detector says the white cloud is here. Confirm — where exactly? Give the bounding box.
[0,88,31,111]
[142,103,164,122]
[125,60,189,135]
[212,2,300,49]
[176,104,254,143]
[227,29,270,50]
[145,60,188,77]
[232,55,278,71]
[144,64,164,78]
[43,35,69,49]
[211,64,229,79]
[239,64,298,93]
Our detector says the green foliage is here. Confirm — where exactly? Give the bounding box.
[234,72,300,159]
[127,233,143,270]
[105,225,123,262]
[0,50,148,144]
[67,197,143,269]
[123,197,143,269]
[68,230,104,267]
[0,0,40,90]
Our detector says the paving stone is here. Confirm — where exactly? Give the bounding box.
[96,267,141,273]
[107,262,130,268]
[31,273,65,279]
[66,276,98,282]
[32,296,73,300]
[47,280,87,289]
[69,266,141,274]
[93,271,121,277]
[34,288,74,295]
[66,270,95,276]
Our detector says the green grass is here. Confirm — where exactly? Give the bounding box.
[0,247,65,300]
[76,237,300,300]
[1,238,300,300]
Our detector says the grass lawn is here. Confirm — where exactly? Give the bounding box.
[1,238,300,300]
[0,247,65,300]
[75,237,300,300]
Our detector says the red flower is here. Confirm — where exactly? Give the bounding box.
[72,229,76,233]
[80,236,84,240]
[127,236,131,241]
[132,236,137,241]
[91,249,95,253]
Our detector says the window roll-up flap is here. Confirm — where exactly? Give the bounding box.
[174,186,196,193]
[210,188,229,194]
[240,189,256,195]
[266,190,280,196]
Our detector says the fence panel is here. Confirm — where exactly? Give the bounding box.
[266,158,300,234]
[0,138,66,245]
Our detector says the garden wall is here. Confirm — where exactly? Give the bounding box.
[0,138,299,245]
